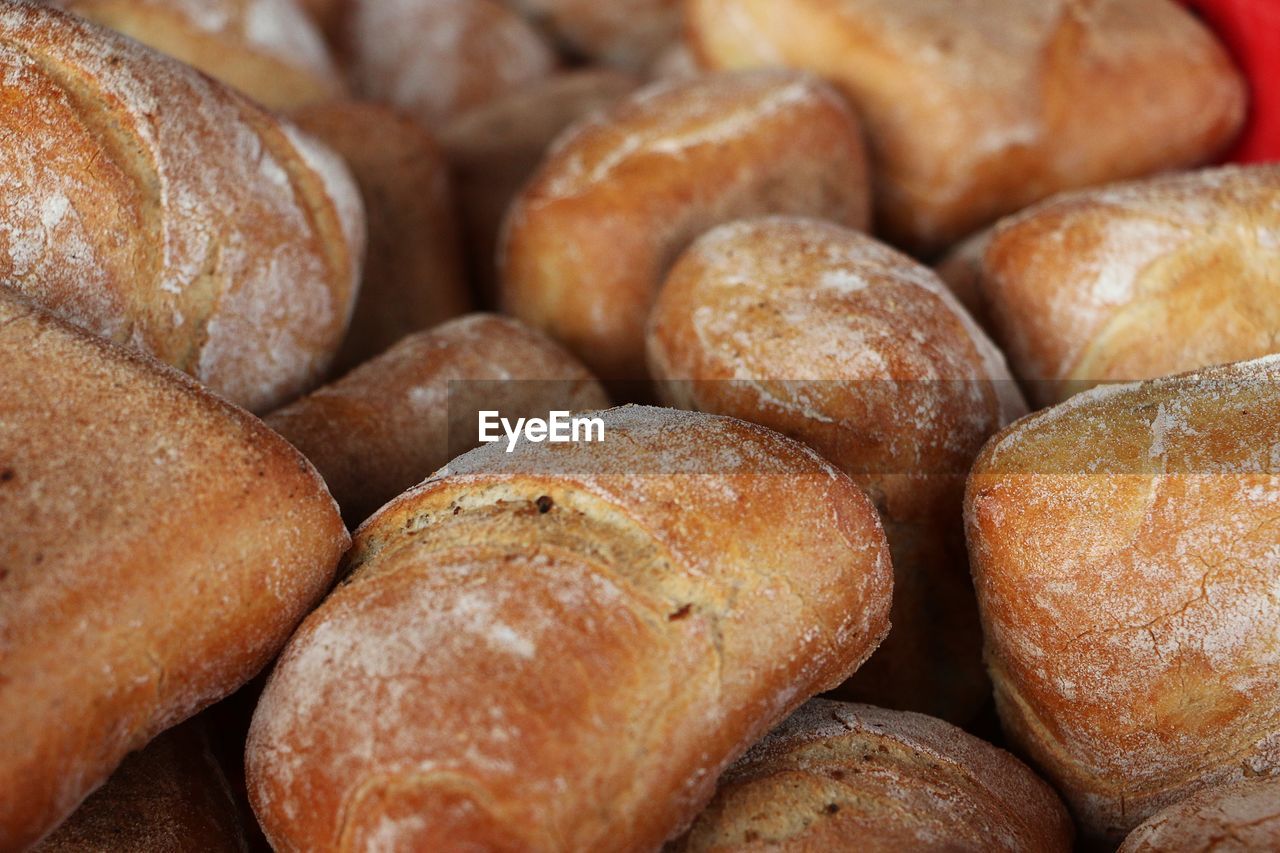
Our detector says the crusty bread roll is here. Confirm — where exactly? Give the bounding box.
[292,99,471,372]
[0,290,348,849]
[46,0,346,110]
[503,0,681,70]
[966,355,1280,844]
[0,1,364,413]
[338,0,556,128]
[647,217,1024,724]
[440,69,639,305]
[938,165,1280,407]
[246,405,893,851]
[501,70,872,381]
[672,699,1074,852]
[34,720,248,852]
[686,0,1246,254]
[1118,777,1280,853]
[267,313,610,524]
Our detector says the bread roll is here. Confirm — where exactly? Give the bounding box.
[266,313,610,524]
[965,355,1280,843]
[338,0,556,128]
[503,0,681,70]
[0,1,364,413]
[292,100,470,372]
[46,0,345,110]
[34,720,248,852]
[440,69,639,304]
[1118,777,1280,853]
[673,699,1074,852]
[246,405,893,851]
[940,165,1280,407]
[0,290,348,849]
[648,217,1024,724]
[501,70,872,381]
[686,0,1246,254]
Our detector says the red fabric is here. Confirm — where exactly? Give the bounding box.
[1182,0,1280,162]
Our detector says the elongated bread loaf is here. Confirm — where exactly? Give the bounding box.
[673,699,1073,852]
[503,0,681,70]
[940,165,1280,406]
[46,0,346,110]
[267,313,610,524]
[1118,777,1280,853]
[966,355,1280,843]
[501,70,872,381]
[34,720,248,852]
[337,0,556,127]
[247,405,893,851]
[440,69,639,303]
[0,0,364,413]
[292,99,471,372]
[0,290,348,849]
[686,0,1246,254]
[648,217,1023,723]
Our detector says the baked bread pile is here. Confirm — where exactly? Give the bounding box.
[1,0,1275,850]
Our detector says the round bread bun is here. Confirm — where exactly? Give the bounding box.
[686,0,1245,255]
[266,313,610,524]
[500,70,872,382]
[1118,777,1280,853]
[647,216,1024,723]
[966,355,1280,844]
[940,164,1280,406]
[673,699,1073,852]
[247,405,893,850]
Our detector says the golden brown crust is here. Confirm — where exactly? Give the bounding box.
[965,356,1280,844]
[0,290,349,849]
[48,0,346,110]
[500,70,872,381]
[0,1,364,413]
[504,0,682,70]
[1118,777,1280,853]
[266,313,610,524]
[338,0,557,128]
[247,405,893,851]
[961,164,1280,406]
[34,720,248,852]
[672,699,1073,852]
[440,69,640,304]
[686,0,1246,254]
[292,99,471,372]
[646,217,1024,723]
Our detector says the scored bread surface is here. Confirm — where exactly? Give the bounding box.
[248,406,893,851]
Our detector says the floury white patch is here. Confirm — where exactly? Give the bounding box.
[478,411,606,453]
